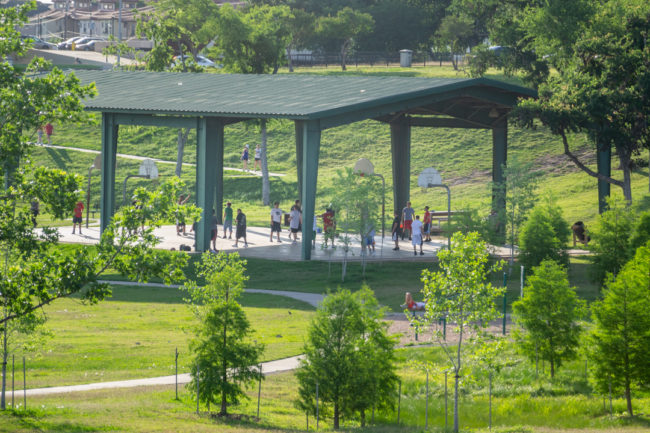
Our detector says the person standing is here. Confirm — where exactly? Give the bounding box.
[30,199,40,227]
[391,210,401,251]
[270,201,283,242]
[254,144,261,171]
[72,201,84,235]
[402,201,415,240]
[37,126,44,145]
[176,193,190,235]
[289,205,302,244]
[423,206,432,242]
[210,209,219,252]
[223,201,233,239]
[45,123,53,145]
[321,207,335,247]
[234,208,248,247]
[411,214,424,256]
[241,145,249,171]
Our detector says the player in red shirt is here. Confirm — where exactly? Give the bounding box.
[72,201,84,234]
[320,208,336,247]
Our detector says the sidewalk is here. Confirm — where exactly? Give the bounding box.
[5,355,303,398]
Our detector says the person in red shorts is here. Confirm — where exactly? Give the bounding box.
[72,201,84,235]
[45,123,53,144]
[402,201,414,241]
[320,207,336,247]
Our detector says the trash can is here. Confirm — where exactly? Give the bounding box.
[399,49,413,67]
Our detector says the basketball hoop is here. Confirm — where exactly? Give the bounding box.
[353,158,374,176]
[139,159,158,179]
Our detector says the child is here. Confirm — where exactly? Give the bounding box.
[72,201,84,235]
[403,292,425,311]
[241,145,249,171]
[365,227,376,254]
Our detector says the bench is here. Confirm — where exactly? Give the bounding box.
[428,211,459,234]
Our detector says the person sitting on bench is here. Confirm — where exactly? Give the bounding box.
[402,292,425,311]
[571,221,590,247]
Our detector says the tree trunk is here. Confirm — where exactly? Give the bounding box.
[334,400,340,429]
[175,128,190,178]
[360,409,365,427]
[220,300,228,416]
[261,121,270,206]
[1,322,7,410]
[451,53,458,71]
[550,358,555,378]
[286,46,294,72]
[340,40,349,71]
[625,378,633,416]
[647,148,649,193]
[454,322,463,433]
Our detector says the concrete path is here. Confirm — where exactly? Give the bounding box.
[6,355,303,398]
[40,144,286,177]
[104,280,324,308]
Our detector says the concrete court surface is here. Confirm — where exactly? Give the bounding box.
[49,223,448,262]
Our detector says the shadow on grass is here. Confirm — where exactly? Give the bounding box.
[5,409,117,432]
[45,147,73,170]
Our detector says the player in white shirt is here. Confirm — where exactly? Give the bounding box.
[270,201,283,242]
[411,215,424,256]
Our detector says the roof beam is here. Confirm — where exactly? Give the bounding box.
[407,116,489,129]
[460,88,520,107]
[114,113,198,129]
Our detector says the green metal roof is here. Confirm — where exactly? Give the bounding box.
[74,70,536,121]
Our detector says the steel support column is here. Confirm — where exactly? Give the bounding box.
[301,120,320,260]
[597,144,611,214]
[295,121,304,202]
[195,117,221,252]
[214,119,225,224]
[491,118,507,216]
[390,116,411,216]
[100,112,119,233]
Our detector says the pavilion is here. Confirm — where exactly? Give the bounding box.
[75,70,545,260]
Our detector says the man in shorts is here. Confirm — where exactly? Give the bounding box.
[289,205,302,244]
[72,201,84,235]
[223,202,233,239]
[402,201,415,240]
[391,211,401,251]
[270,201,283,242]
[423,206,432,242]
[411,214,424,256]
[233,208,248,247]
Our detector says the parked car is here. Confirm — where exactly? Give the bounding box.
[21,35,57,50]
[57,36,84,50]
[173,54,220,68]
[76,39,102,51]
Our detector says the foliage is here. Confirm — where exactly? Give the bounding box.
[100,35,136,65]
[493,157,541,263]
[588,195,635,284]
[589,242,650,416]
[444,204,498,245]
[316,7,374,71]
[512,260,586,378]
[413,231,504,432]
[629,211,650,252]
[330,168,382,280]
[434,14,474,70]
[295,287,398,429]
[519,198,570,269]
[183,252,263,416]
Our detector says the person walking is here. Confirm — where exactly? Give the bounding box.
[391,210,401,251]
[176,193,190,235]
[320,207,335,247]
[223,201,233,239]
[72,201,84,235]
[45,123,53,145]
[37,126,44,145]
[233,208,248,247]
[402,201,414,240]
[241,145,249,171]
[254,144,261,171]
[270,201,283,242]
[423,206,432,242]
[411,214,424,256]
[210,209,219,252]
[289,205,302,244]
[30,199,40,227]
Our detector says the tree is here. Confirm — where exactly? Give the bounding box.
[283,8,316,72]
[330,168,382,280]
[434,14,474,70]
[589,242,650,416]
[518,198,570,269]
[211,4,294,205]
[296,287,397,429]
[493,157,541,264]
[412,232,504,433]
[512,260,586,378]
[136,0,221,177]
[316,7,374,71]
[588,196,635,284]
[183,252,263,416]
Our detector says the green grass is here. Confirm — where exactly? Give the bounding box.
[11,284,314,389]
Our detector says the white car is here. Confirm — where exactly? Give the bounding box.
[173,55,219,68]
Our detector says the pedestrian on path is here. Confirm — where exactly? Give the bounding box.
[391,211,401,251]
[176,193,190,235]
[45,122,53,144]
[233,208,248,247]
[37,126,44,145]
[30,199,40,227]
[289,205,301,244]
[411,214,424,256]
[320,207,335,248]
[402,201,414,240]
[254,144,261,171]
[72,201,84,235]
[241,145,249,171]
[223,201,233,239]
[210,209,219,252]
[270,201,283,242]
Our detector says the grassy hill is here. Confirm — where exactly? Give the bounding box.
[29,65,650,228]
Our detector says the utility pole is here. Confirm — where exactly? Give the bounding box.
[117,0,122,66]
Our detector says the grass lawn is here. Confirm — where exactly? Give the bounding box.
[8,284,314,389]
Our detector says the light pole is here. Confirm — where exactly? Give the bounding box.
[116,0,122,66]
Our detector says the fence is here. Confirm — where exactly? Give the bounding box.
[289,51,467,68]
